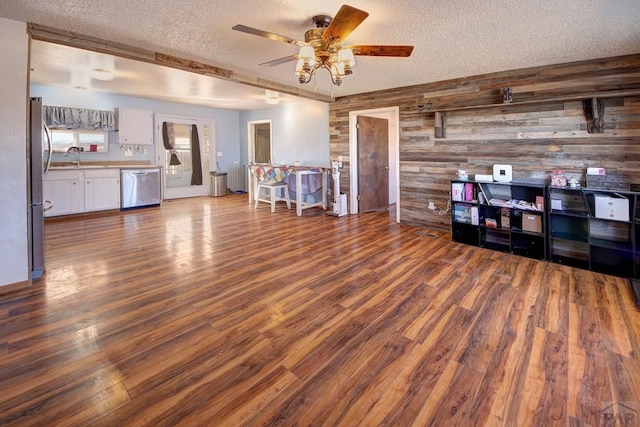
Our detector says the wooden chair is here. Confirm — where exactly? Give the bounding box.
[255,181,291,212]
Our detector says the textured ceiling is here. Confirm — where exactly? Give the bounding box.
[2,0,640,107]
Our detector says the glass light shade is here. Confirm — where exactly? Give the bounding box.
[338,48,355,67]
[298,45,315,60]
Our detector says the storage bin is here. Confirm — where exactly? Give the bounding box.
[522,214,542,233]
[594,195,629,222]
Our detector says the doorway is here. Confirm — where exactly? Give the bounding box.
[247,119,272,204]
[348,107,400,221]
[156,115,213,199]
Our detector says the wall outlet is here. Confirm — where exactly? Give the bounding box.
[217,151,223,157]
[428,201,436,210]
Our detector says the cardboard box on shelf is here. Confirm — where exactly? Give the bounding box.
[522,214,542,233]
[500,208,510,229]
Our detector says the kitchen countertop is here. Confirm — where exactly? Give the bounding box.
[50,163,161,170]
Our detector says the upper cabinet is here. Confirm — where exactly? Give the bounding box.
[116,108,153,145]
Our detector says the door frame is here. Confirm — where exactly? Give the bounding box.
[247,119,272,204]
[156,114,213,200]
[348,107,400,222]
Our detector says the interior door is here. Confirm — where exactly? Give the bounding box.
[157,115,211,200]
[357,116,389,212]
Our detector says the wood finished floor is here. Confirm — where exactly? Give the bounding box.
[1,195,640,426]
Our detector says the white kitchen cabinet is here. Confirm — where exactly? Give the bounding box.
[116,107,153,145]
[84,169,120,211]
[45,168,122,216]
[43,170,84,217]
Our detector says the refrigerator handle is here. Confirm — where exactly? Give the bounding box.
[43,121,52,176]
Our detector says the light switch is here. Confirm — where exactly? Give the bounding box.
[217,151,223,157]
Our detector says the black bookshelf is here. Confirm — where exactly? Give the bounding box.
[450,180,547,261]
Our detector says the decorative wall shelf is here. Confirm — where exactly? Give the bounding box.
[429,89,640,138]
[425,89,640,113]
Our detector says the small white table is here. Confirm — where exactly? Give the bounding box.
[248,164,328,216]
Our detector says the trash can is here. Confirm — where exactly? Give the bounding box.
[210,171,227,197]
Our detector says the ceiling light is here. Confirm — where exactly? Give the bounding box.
[71,70,91,90]
[90,55,115,81]
[265,90,279,104]
[91,68,114,81]
[295,46,355,86]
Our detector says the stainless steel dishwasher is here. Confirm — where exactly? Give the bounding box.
[120,168,161,209]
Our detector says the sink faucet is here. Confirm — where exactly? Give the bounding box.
[66,146,81,166]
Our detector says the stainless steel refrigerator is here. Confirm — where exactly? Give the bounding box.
[28,97,52,280]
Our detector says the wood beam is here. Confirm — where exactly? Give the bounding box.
[27,23,334,103]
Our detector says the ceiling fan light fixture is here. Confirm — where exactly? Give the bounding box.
[233,4,412,88]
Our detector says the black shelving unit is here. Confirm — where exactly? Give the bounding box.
[452,181,640,298]
[548,186,639,279]
[451,180,547,261]
[548,187,590,269]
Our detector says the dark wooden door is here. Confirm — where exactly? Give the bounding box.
[357,115,389,212]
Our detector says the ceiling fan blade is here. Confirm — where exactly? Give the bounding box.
[322,5,369,43]
[232,24,304,46]
[347,45,414,57]
[259,54,298,67]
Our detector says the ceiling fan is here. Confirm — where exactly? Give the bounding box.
[232,4,414,86]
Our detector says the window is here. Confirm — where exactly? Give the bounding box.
[50,129,109,153]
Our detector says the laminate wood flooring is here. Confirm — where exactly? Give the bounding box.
[1,195,639,426]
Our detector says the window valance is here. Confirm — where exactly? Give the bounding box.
[44,105,115,130]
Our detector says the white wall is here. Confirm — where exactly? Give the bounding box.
[0,18,29,286]
[239,101,330,189]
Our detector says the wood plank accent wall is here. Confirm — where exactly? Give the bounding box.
[329,54,640,231]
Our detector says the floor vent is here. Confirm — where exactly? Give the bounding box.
[414,230,439,238]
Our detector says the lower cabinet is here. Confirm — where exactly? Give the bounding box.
[45,169,120,217]
[43,170,84,217]
[84,169,120,211]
